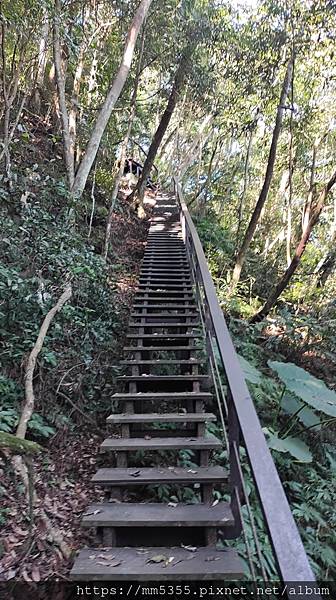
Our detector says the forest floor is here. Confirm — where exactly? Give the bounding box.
[0,166,150,582]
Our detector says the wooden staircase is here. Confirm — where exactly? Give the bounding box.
[71,194,244,580]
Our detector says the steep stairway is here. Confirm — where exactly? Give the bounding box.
[71,194,243,580]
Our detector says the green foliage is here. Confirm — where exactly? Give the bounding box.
[268,360,336,418]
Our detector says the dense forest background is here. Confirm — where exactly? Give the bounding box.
[0,0,336,583]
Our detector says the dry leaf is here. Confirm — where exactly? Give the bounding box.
[108,560,122,567]
[146,554,167,564]
[84,509,101,517]
[205,556,221,562]
[181,544,197,552]
[31,567,40,582]
[130,470,141,477]
[168,502,178,508]
[211,499,219,507]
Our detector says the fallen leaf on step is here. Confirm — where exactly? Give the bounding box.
[162,556,175,567]
[108,560,122,567]
[205,556,221,562]
[84,509,101,516]
[168,502,178,508]
[211,499,219,507]
[181,544,197,552]
[146,554,168,564]
[187,469,197,474]
[130,470,141,477]
[144,435,151,440]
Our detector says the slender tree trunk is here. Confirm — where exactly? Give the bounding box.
[52,0,75,188]
[251,167,336,322]
[177,112,214,179]
[103,22,146,259]
[231,56,293,289]
[68,4,92,166]
[189,136,219,208]
[131,48,192,217]
[236,126,254,243]
[32,14,49,110]
[315,194,336,287]
[71,0,153,198]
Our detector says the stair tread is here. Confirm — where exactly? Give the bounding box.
[137,278,192,290]
[112,392,211,400]
[120,359,202,364]
[81,502,233,527]
[71,547,242,580]
[93,466,227,485]
[101,434,220,451]
[131,311,199,318]
[117,375,208,381]
[106,412,216,423]
[123,346,202,352]
[126,334,202,339]
[128,322,198,327]
[132,304,196,308]
[135,294,194,298]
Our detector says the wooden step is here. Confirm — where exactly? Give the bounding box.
[130,312,198,318]
[112,391,211,401]
[120,359,202,365]
[106,412,216,424]
[117,375,208,382]
[137,284,193,290]
[126,333,202,339]
[81,502,233,528]
[71,546,243,580]
[132,304,196,309]
[142,257,188,261]
[128,322,198,328]
[140,270,191,276]
[123,346,202,352]
[100,434,221,452]
[134,294,195,299]
[139,274,191,287]
[93,466,227,486]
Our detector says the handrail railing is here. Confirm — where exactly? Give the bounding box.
[174,178,316,586]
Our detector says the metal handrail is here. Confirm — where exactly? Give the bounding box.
[174,178,316,584]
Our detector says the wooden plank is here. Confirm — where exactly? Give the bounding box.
[100,434,221,451]
[119,359,202,365]
[112,392,211,400]
[106,412,216,424]
[70,547,243,580]
[117,375,208,382]
[93,466,227,486]
[123,346,202,352]
[81,502,233,527]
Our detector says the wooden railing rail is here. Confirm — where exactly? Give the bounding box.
[174,178,316,585]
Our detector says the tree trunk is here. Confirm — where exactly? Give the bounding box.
[236,126,254,243]
[231,56,293,289]
[103,22,146,259]
[177,112,214,179]
[251,167,336,323]
[131,48,192,217]
[71,0,153,198]
[52,0,75,188]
